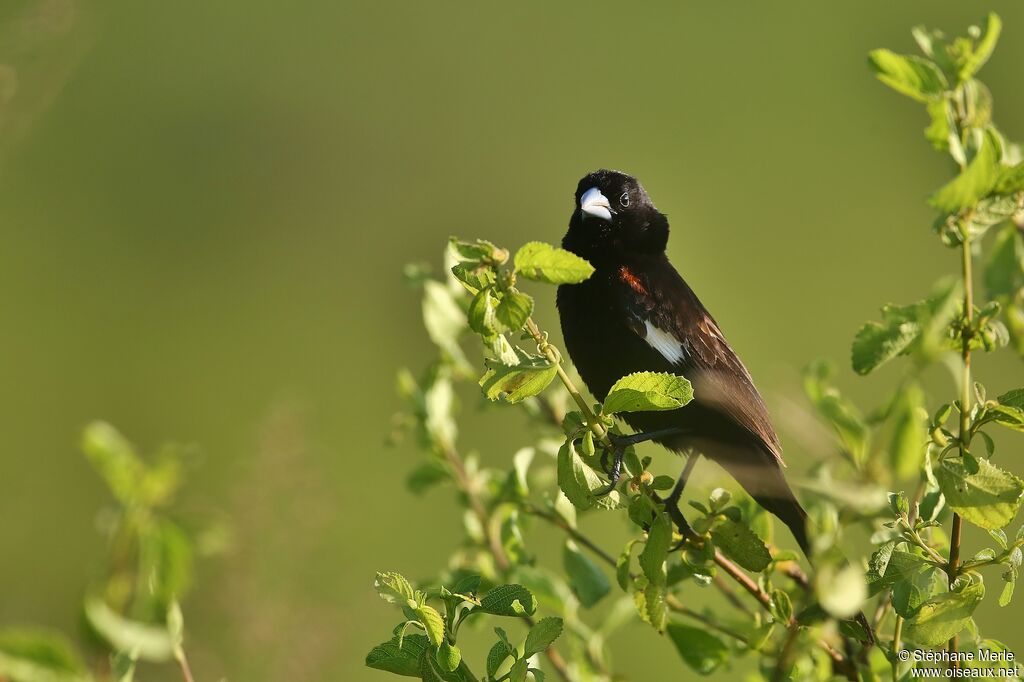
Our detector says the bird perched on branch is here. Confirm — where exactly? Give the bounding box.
[556,169,812,555]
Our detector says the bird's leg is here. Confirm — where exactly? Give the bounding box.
[592,427,686,497]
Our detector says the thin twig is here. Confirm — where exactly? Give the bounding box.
[441,445,574,682]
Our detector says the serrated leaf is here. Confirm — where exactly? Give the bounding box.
[435,641,460,673]
[479,584,537,617]
[494,290,534,333]
[867,547,930,594]
[868,50,947,102]
[602,372,693,415]
[365,634,429,677]
[467,287,498,337]
[892,568,943,618]
[710,519,771,572]
[414,604,446,647]
[376,571,415,605]
[486,640,512,678]
[633,580,668,633]
[667,623,729,675]
[479,349,557,403]
[903,579,984,647]
[556,441,621,511]
[84,598,173,662]
[513,242,594,284]
[934,457,1024,530]
[562,541,611,607]
[851,280,961,374]
[450,262,495,295]
[930,128,1002,213]
[523,617,563,657]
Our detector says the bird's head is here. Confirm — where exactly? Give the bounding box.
[562,169,669,266]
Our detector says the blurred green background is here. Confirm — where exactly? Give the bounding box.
[1,1,1022,679]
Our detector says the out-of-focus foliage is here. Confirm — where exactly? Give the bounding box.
[0,423,208,682]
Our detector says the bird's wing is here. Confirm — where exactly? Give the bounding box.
[615,261,785,465]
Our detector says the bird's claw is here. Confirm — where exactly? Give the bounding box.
[594,435,625,497]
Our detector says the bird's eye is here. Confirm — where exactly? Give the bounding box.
[619,192,630,207]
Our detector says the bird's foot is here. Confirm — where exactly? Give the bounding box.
[592,434,625,497]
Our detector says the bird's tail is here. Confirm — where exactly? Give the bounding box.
[714,445,876,646]
[713,446,812,555]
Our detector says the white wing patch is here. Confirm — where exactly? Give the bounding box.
[643,320,686,364]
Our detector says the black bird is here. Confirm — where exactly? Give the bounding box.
[556,169,812,555]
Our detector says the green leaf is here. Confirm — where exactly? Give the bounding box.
[930,128,1002,213]
[804,362,870,463]
[448,237,498,263]
[450,262,495,295]
[166,601,184,657]
[562,541,611,607]
[478,584,537,617]
[639,512,672,585]
[494,290,534,333]
[995,162,1024,195]
[508,657,528,682]
[893,568,944,618]
[479,348,557,403]
[602,372,693,415]
[985,225,1024,299]
[406,460,450,495]
[0,629,89,682]
[365,634,429,677]
[556,441,621,511]
[889,383,928,480]
[513,242,594,284]
[414,604,446,647]
[868,49,947,102]
[435,641,460,673]
[83,598,173,662]
[710,519,771,573]
[616,540,639,591]
[924,99,953,151]
[422,280,468,362]
[934,457,1024,530]
[867,546,930,594]
[998,569,1015,607]
[815,564,867,619]
[467,287,498,337]
[376,571,415,605]
[523,617,563,657]
[111,650,137,682]
[851,280,961,374]
[903,578,985,647]
[81,422,143,504]
[997,389,1024,410]
[958,13,1002,81]
[633,579,668,633]
[485,639,512,679]
[666,623,729,675]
